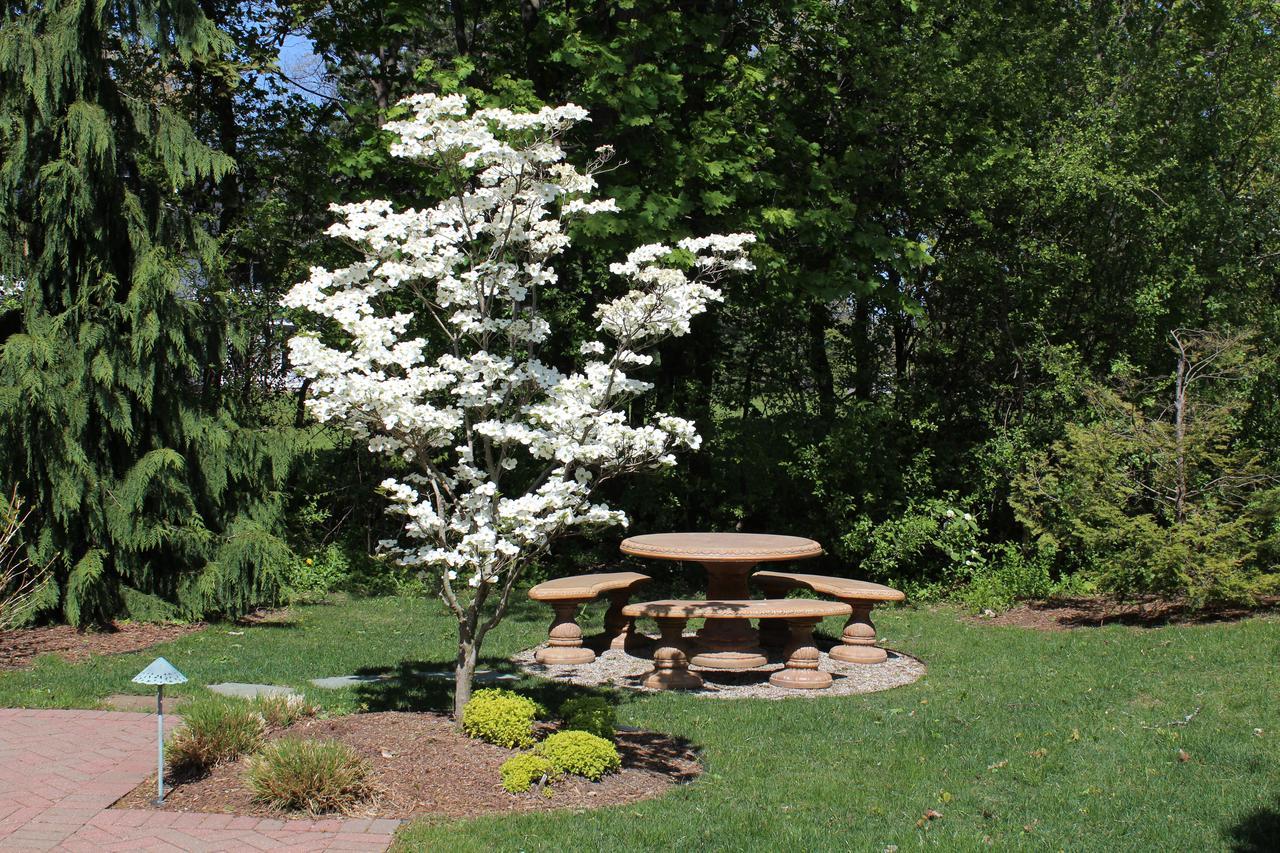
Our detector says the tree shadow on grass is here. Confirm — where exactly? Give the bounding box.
[350,654,653,720]
[1226,801,1280,852]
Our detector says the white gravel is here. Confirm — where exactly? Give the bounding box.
[513,637,925,700]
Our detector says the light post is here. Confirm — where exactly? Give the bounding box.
[131,657,188,805]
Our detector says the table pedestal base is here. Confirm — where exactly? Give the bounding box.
[689,646,768,670]
[691,562,768,669]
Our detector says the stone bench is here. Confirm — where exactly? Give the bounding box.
[751,571,905,664]
[528,571,650,664]
[621,599,851,690]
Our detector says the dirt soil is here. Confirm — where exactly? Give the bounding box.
[973,595,1280,630]
[114,711,701,820]
[0,621,205,671]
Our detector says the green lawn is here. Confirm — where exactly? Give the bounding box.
[1,596,1277,851]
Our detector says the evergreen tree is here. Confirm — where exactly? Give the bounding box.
[0,0,298,624]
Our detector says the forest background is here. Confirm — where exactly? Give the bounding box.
[2,0,1278,625]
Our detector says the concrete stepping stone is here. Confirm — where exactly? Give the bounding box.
[413,669,519,683]
[206,682,301,700]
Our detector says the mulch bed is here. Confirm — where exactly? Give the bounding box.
[114,711,701,820]
[972,595,1280,631]
[0,621,205,671]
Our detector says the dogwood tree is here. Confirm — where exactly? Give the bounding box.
[283,93,754,714]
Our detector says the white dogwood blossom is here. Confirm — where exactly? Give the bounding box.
[282,93,753,710]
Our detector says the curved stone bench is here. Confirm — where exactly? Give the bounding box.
[621,599,851,690]
[751,571,905,664]
[528,572,650,664]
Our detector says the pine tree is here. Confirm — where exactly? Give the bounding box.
[0,0,298,624]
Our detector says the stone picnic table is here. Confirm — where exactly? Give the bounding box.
[618,532,823,670]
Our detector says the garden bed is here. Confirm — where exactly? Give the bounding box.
[113,711,700,819]
[0,621,205,671]
[972,595,1280,630]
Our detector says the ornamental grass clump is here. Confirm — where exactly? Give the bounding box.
[499,752,561,794]
[282,92,756,717]
[461,688,539,749]
[245,738,372,815]
[560,696,616,741]
[165,697,266,775]
[254,693,318,729]
[533,730,621,781]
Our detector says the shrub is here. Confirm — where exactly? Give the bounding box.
[286,543,351,602]
[254,693,318,729]
[246,738,372,815]
[166,697,265,774]
[499,753,561,794]
[461,688,539,749]
[559,696,616,741]
[533,730,621,781]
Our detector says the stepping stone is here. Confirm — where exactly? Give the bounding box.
[412,669,519,683]
[207,682,300,700]
[309,674,396,689]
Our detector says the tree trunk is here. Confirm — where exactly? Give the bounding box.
[852,295,875,401]
[1172,332,1189,525]
[807,300,836,422]
[454,631,480,719]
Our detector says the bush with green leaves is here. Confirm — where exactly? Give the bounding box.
[461,688,539,749]
[165,697,266,774]
[559,696,616,741]
[245,738,371,815]
[533,730,621,781]
[286,543,351,602]
[499,752,561,794]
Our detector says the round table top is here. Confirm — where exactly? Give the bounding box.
[619,532,823,564]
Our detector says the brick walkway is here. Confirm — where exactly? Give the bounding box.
[0,709,398,852]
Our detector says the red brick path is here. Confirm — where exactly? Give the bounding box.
[0,709,398,851]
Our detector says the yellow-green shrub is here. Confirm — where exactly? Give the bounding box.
[499,753,560,794]
[461,688,538,749]
[533,730,621,781]
[560,696,616,741]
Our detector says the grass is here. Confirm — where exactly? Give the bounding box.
[1,595,1277,850]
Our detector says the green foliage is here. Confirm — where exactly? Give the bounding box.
[499,753,561,795]
[1013,331,1280,604]
[165,696,265,774]
[559,696,616,742]
[461,689,539,749]
[245,739,371,815]
[286,544,351,603]
[533,730,621,782]
[0,0,304,625]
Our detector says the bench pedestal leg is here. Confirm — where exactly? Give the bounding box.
[829,602,887,664]
[591,589,642,652]
[769,618,832,689]
[536,600,595,665]
[643,617,703,690]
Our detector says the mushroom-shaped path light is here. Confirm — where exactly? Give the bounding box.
[131,657,188,804]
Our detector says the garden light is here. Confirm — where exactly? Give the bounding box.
[131,657,187,805]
